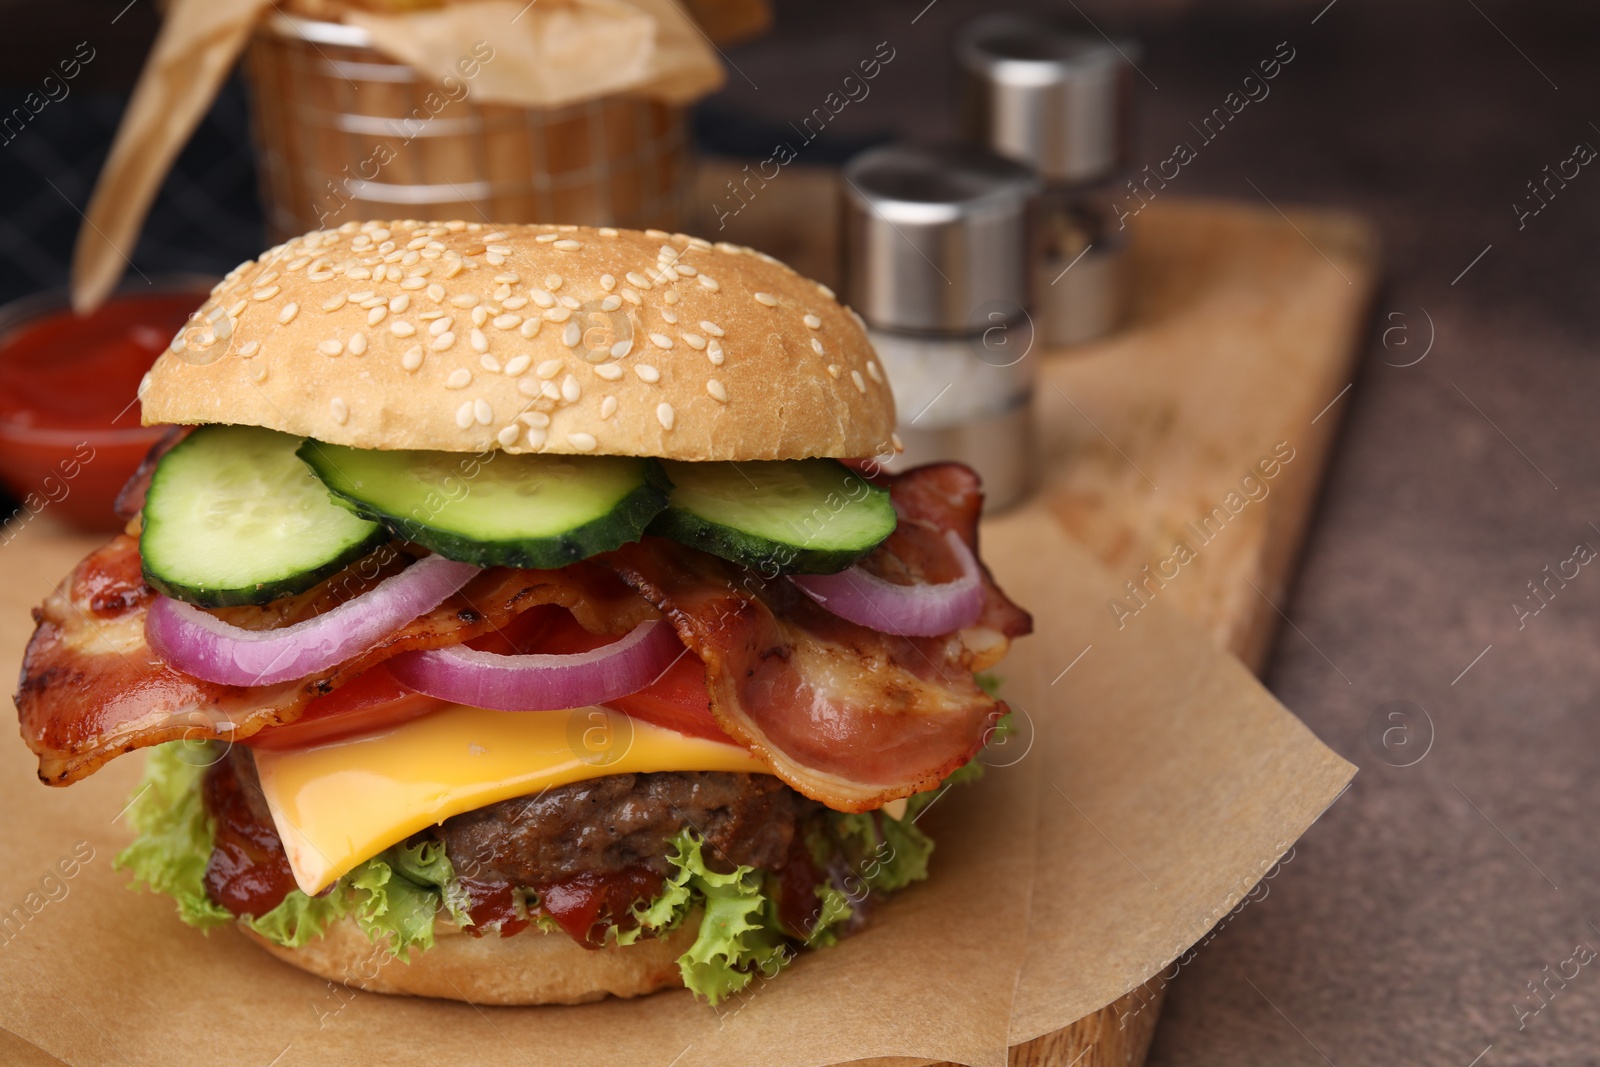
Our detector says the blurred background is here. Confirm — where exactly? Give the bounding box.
[5,0,1600,1064]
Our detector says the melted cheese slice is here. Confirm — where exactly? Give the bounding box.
[254,704,767,895]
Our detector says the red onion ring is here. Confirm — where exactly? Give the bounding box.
[791,530,985,637]
[145,554,481,687]
[385,618,684,711]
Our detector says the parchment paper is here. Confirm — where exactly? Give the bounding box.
[0,503,1352,1066]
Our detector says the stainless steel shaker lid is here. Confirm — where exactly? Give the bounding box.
[840,142,1038,334]
[957,14,1134,184]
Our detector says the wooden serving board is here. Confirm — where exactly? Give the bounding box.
[698,162,1378,1065]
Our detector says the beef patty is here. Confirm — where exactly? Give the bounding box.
[434,771,813,889]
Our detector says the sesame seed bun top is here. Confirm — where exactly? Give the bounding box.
[139,220,897,460]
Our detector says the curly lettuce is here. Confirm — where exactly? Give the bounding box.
[115,743,458,955]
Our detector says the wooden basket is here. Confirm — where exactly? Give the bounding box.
[244,13,691,239]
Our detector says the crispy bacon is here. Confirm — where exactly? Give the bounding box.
[598,464,1031,812]
[15,536,654,785]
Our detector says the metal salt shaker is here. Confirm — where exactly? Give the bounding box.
[958,15,1135,347]
[841,143,1040,512]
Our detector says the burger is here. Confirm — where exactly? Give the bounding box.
[15,221,1031,1005]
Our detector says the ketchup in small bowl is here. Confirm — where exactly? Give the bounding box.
[0,278,213,530]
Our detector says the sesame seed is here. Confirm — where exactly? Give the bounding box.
[635,364,661,383]
[443,260,465,280]
[649,333,673,350]
[427,283,446,302]
[891,432,904,452]
[520,319,540,338]
[450,294,478,309]
[348,333,368,356]
[390,294,411,312]
[600,274,616,292]
[471,307,489,327]
[554,239,582,251]
[688,237,712,251]
[658,245,678,261]
[252,364,269,382]
[716,242,740,254]
[400,276,427,290]
[599,228,619,237]
[611,338,633,358]
[620,288,642,306]
[391,319,419,338]
[430,317,454,336]
[348,267,373,280]
[278,302,299,325]
[252,286,280,301]
[402,346,424,371]
[537,360,562,379]
[497,424,520,447]
[502,296,528,310]
[558,295,580,310]
[526,426,548,449]
[446,368,472,389]
[700,321,724,337]
[546,275,562,291]
[239,340,260,358]
[455,401,474,429]
[560,322,580,348]
[258,270,280,285]
[851,370,867,393]
[707,379,728,403]
[626,272,652,290]
[481,354,502,372]
[493,285,511,302]
[699,275,720,292]
[517,379,540,398]
[600,395,618,419]
[646,229,669,239]
[754,291,778,307]
[803,314,822,329]
[600,295,622,312]
[287,256,310,271]
[811,338,825,355]
[568,432,597,451]
[330,397,349,424]
[707,340,725,366]
[432,331,456,350]
[561,374,581,402]
[675,264,698,277]
[661,309,679,325]
[663,289,680,306]
[367,306,387,325]
[360,296,386,309]
[521,411,551,427]
[542,381,561,401]
[594,363,623,380]
[536,233,559,243]
[504,354,531,376]
[494,313,521,329]
[485,253,506,266]
[867,360,883,383]
[318,339,343,357]
[530,289,555,309]
[543,307,572,323]
[826,364,841,378]
[471,328,489,353]
[474,399,493,425]
[656,403,675,430]
[486,244,512,255]
[681,333,706,350]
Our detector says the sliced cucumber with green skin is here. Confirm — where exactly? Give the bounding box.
[649,459,897,574]
[298,442,671,569]
[141,426,387,607]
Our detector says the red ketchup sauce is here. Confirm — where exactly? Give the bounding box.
[200,756,298,918]
[0,290,201,528]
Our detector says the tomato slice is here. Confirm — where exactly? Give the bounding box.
[243,663,443,750]
[245,606,735,750]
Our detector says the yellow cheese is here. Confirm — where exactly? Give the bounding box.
[253,704,767,895]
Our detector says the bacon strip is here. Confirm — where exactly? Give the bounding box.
[599,464,1032,812]
[15,536,653,785]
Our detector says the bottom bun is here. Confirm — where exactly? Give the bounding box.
[243,910,701,1005]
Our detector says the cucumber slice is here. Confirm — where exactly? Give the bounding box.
[650,460,896,574]
[141,426,386,607]
[298,443,670,569]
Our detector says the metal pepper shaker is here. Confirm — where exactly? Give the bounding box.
[958,14,1135,347]
[840,142,1040,512]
